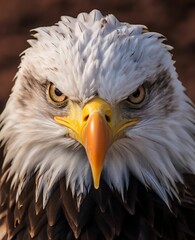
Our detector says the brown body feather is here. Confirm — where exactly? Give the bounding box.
[0,166,195,240]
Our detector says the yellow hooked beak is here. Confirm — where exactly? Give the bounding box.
[54,98,139,189]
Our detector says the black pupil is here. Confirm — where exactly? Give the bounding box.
[132,89,140,98]
[55,88,62,96]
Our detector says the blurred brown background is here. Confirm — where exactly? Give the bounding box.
[0,0,194,113]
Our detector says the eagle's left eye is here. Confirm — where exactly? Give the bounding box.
[128,85,146,105]
[48,83,67,106]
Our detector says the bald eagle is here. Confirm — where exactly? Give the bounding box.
[0,10,195,240]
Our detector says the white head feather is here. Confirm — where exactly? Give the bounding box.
[0,10,194,208]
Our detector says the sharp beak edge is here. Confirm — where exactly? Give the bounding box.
[82,111,111,189]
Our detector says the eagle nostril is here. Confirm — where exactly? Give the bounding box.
[83,114,89,122]
[105,114,111,123]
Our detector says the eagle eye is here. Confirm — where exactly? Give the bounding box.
[48,83,67,106]
[128,85,145,105]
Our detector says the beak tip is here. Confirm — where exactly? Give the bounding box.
[92,174,101,189]
[94,182,100,190]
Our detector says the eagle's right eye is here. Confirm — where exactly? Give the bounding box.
[48,83,67,106]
